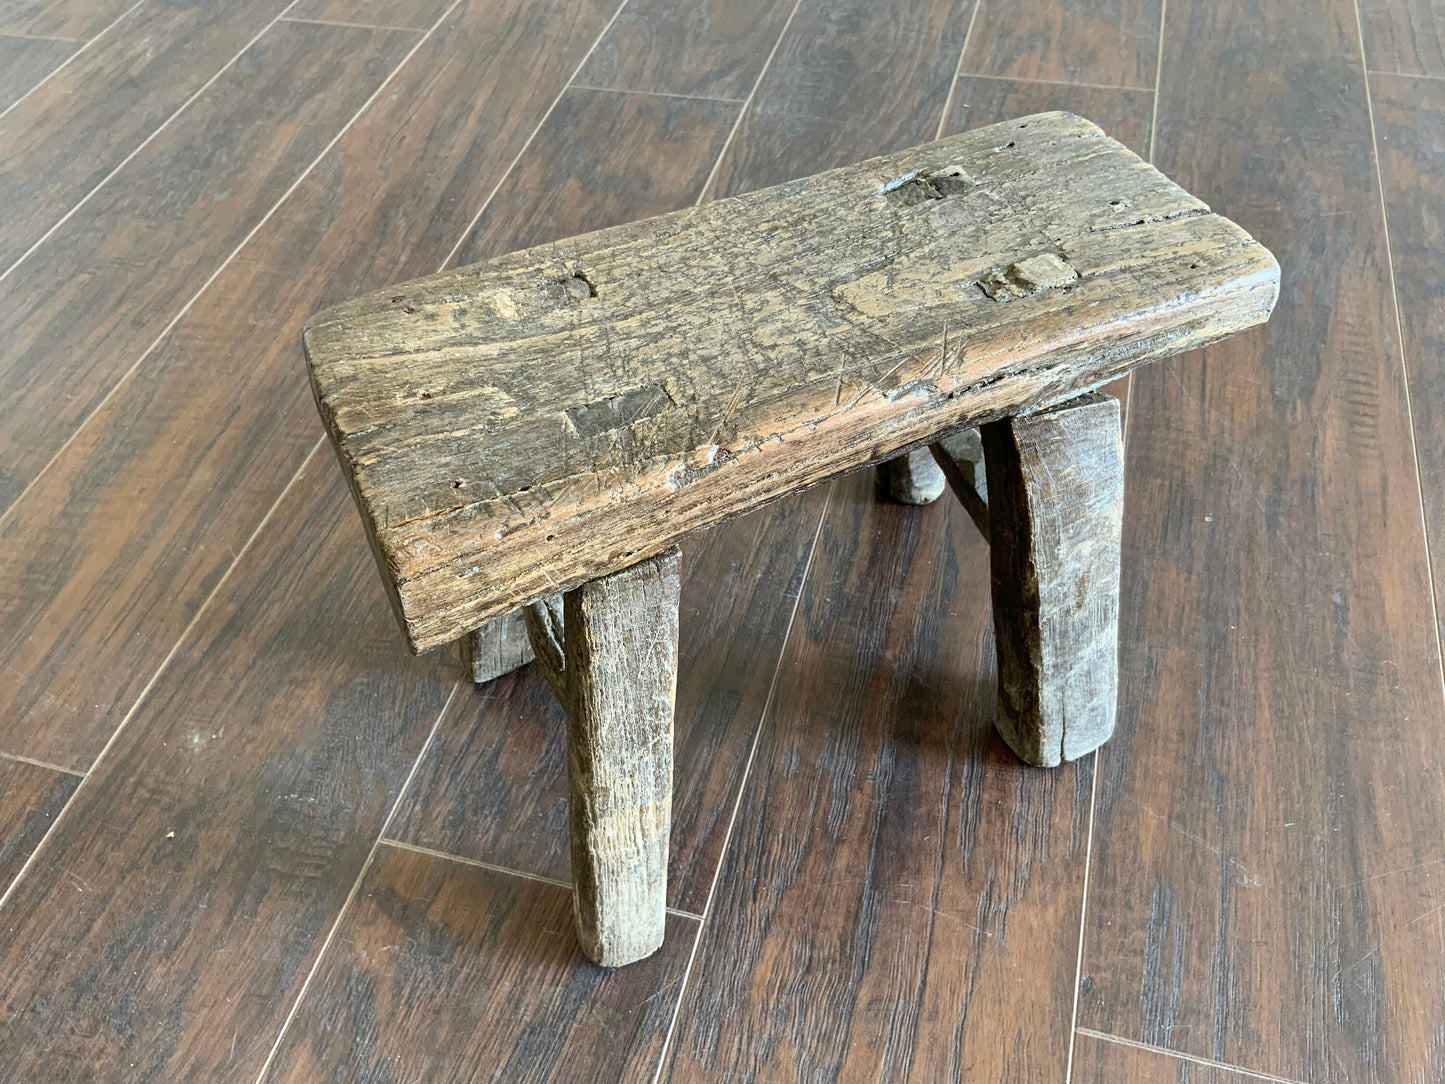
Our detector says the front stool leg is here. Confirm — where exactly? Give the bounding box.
[877,448,946,504]
[524,547,681,967]
[980,392,1123,767]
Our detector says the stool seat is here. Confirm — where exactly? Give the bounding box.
[304,111,1277,654]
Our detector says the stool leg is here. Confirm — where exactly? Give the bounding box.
[980,393,1122,767]
[877,448,946,504]
[525,547,681,966]
[459,611,534,684]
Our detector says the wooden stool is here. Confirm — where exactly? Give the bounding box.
[304,112,1278,966]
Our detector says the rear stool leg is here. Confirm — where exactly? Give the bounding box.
[459,611,534,684]
[980,392,1123,767]
[524,547,681,967]
[877,448,946,504]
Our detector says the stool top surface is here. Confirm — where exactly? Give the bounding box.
[304,112,1278,651]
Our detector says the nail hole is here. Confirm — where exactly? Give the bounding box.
[451,480,465,489]
[1109,199,1121,206]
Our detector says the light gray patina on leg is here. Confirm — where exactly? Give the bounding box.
[878,448,946,504]
[979,393,1123,767]
[524,548,681,967]
[459,611,534,684]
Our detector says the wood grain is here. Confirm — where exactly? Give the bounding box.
[449,84,739,268]
[959,0,1163,88]
[0,0,294,273]
[704,0,976,197]
[0,0,617,770]
[1373,73,1445,649]
[1358,0,1445,75]
[663,467,1094,1083]
[0,758,79,892]
[0,33,79,113]
[461,612,534,683]
[0,19,420,512]
[942,76,1154,158]
[0,460,458,1082]
[260,843,696,1082]
[1079,0,1445,1081]
[1073,1033,1281,1083]
[387,71,821,915]
[285,0,455,30]
[0,0,135,39]
[574,0,795,99]
[308,113,1277,651]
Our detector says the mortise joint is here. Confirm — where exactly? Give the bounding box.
[977,252,1079,301]
[882,168,975,207]
[548,271,597,303]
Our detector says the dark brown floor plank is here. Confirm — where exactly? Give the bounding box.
[663,471,1093,1083]
[1374,73,1445,650]
[959,0,1162,88]
[943,75,1153,156]
[390,490,826,915]
[1073,1033,1283,1083]
[703,0,976,198]
[285,0,454,30]
[0,758,79,891]
[0,19,419,512]
[261,843,695,1082]
[451,84,738,266]
[0,33,79,113]
[1079,2,1445,1082]
[574,0,796,100]
[0,0,296,273]
[0,0,134,39]
[1359,0,1445,75]
[0,459,458,1083]
[0,0,618,772]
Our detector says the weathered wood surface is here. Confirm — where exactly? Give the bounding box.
[877,448,945,504]
[524,547,681,967]
[308,111,1277,651]
[460,611,534,684]
[930,427,989,538]
[983,392,1122,766]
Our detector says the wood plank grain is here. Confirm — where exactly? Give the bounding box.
[1374,73,1445,649]
[0,33,78,113]
[285,0,454,30]
[0,19,420,512]
[1079,1,1445,1081]
[0,458,460,1082]
[1073,1033,1286,1083]
[1358,0,1445,75]
[0,758,79,891]
[703,0,977,197]
[260,843,696,1082]
[0,0,295,272]
[0,0,135,39]
[309,114,1276,651]
[943,76,1153,157]
[450,84,738,267]
[663,468,1094,1083]
[0,0,614,770]
[959,0,1163,88]
[574,0,796,99]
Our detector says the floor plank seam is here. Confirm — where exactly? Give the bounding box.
[251,680,464,1084]
[0,751,86,779]
[0,31,87,43]
[0,2,464,528]
[934,0,981,139]
[690,0,807,207]
[1074,1029,1310,1084]
[568,82,747,105]
[278,15,426,33]
[1366,68,1445,82]
[951,68,1154,94]
[437,0,634,270]
[0,0,305,287]
[377,838,704,920]
[1352,0,1445,705]
[649,483,834,1084]
[0,0,145,124]
[0,439,322,914]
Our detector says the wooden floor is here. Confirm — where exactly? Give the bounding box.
[0,0,1442,1079]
